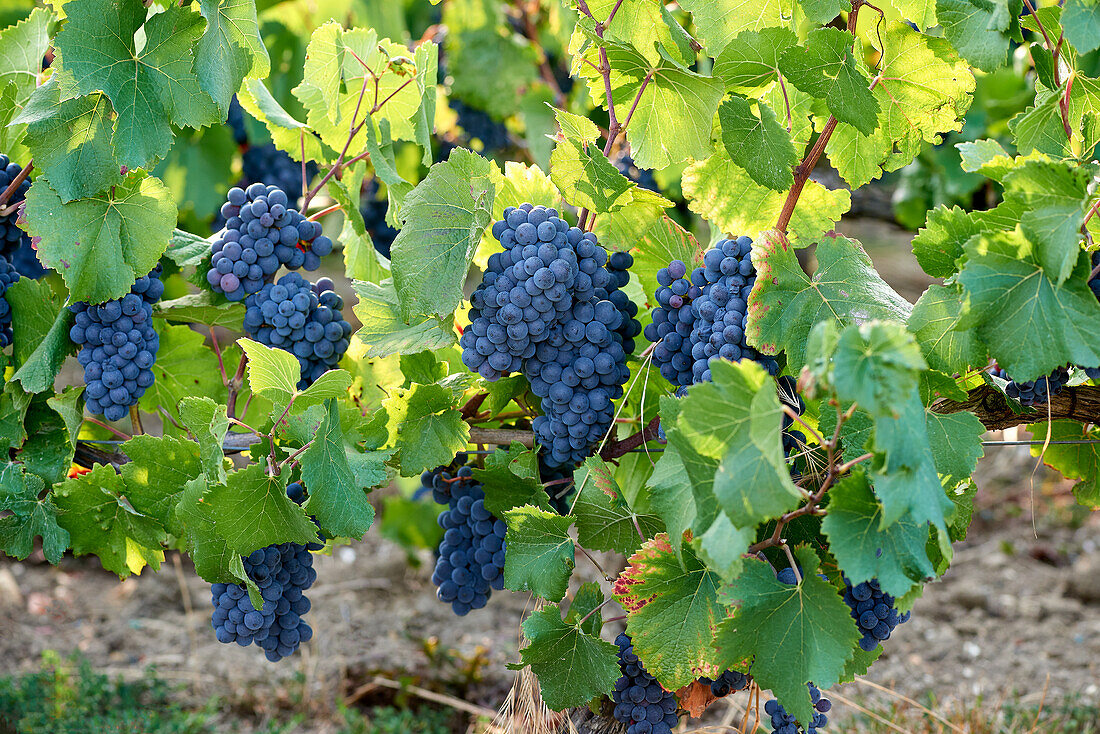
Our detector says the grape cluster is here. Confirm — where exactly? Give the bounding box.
[460,204,634,469]
[451,99,510,153]
[208,183,332,301]
[243,274,352,389]
[990,365,1070,406]
[69,267,164,421]
[0,255,19,346]
[614,154,659,194]
[764,684,832,734]
[842,576,911,652]
[423,463,507,615]
[210,482,323,662]
[611,633,679,734]
[0,153,46,279]
[644,237,778,389]
[360,181,399,259]
[697,669,751,698]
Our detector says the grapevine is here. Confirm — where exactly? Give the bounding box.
[0,0,1097,730]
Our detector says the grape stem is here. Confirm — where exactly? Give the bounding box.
[0,160,31,207]
[467,427,535,447]
[775,1,866,234]
[226,353,248,420]
[129,405,144,436]
[576,595,615,626]
[83,416,131,441]
[577,545,614,583]
[598,415,661,461]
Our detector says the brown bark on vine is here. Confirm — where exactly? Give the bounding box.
[930,384,1100,430]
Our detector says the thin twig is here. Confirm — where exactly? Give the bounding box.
[576,544,613,582]
[84,416,131,441]
[576,596,614,627]
[307,203,342,222]
[226,353,248,420]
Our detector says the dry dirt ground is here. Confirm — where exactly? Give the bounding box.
[1,443,1098,733]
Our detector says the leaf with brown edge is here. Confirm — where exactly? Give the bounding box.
[580,455,619,500]
[677,680,719,718]
[613,533,724,690]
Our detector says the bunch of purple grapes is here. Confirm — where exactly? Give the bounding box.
[460,204,634,469]
[644,236,778,389]
[611,632,679,734]
[697,669,751,698]
[69,267,164,421]
[209,482,323,662]
[0,255,19,346]
[208,183,332,301]
[842,576,911,652]
[421,462,507,616]
[243,274,351,389]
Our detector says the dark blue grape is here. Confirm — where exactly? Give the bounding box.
[242,144,317,201]
[614,154,660,193]
[0,254,20,346]
[69,267,163,421]
[611,633,678,734]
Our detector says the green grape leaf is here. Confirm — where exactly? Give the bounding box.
[9,300,72,395]
[20,395,75,486]
[614,535,723,689]
[295,370,353,409]
[799,0,852,23]
[503,505,575,602]
[694,512,754,582]
[677,0,786,55]
[8,277,65,372]
[480,374,529,417]
[53,2,219,168]
[576,30,724,170]
[1009,92,1070,156]
[0,386,33,451]
[821,471,933,597]
[926,410,986,485]
[714,548,859,724]
[512,605,622,711]
[550,108,669,213]
[780,27,880,136]
[824,26,975,188]
[201,463,318,554]
[53,464,167,578]
[893,0,938,28]
[301,399,376,540]
[1062,0,1100,54]
[747,233,912,371]
[174,477,238,581]
[671,360,802,529]
[154,125,237,230]
[177,396,230,484]
[195,0,269,112]
[957,230,1100,381]
[139,322,226,421]
[238,337,299,402]
[119,435,203,536]
[389,149,494,321]
[0,463,69,564]
[23,88,123,203]
[0,82,25,160]
[23,173,176,303]
[911,204,982,279]
[956,138,1011,174]
[869,388,956,538]
[1001,159,1098,284]
[907,283,987,374]
[573,467,664,556]
[330,163,390,285]
[382,382,469,475]
[647,439,696,557]
[1029,421,1100,507]
[936,0,1022,72]
[351,279,456,358]
[682,148,850,247]
[472,442,551,516]
[0,7,49,107]
[713,27,799,92]
[833,321,927,417]
[48,386,85,450]
[154,291,246,330]
[165,228,212,273]
[719,96,798,192]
